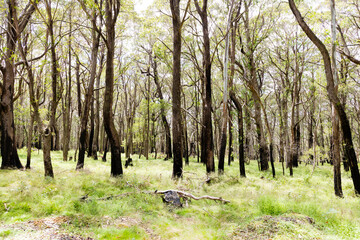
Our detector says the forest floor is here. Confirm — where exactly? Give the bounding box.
[0,149,359,239]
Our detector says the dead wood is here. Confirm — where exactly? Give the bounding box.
[155,190,230,203]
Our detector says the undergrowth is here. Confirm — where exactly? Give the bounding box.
[0,149,359,239]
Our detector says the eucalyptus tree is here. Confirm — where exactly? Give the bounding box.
[76,0,102,170]
[0,0,39,169]
[170,0,183,178]
[239,0,272,171]
[18,31,54,178]
[289,0,360,195]
[194,0,215,173]
[104,0,123,176]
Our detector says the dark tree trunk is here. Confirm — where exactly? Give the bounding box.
[63,8,72,162]
[230,93,245,177]
[0,0,37,169]
[195,0,215,173]
[43,128,54,178]
[243,1,268,171]
[93,50,105,160]
[26,114,34,169]
[228,110,233,166]
[76,6,100,170]
[103,0,123,176]
[170,0,183,178]
[152,57,172,160]
[88,96,95,157]
[45,0,60,152]
[289,0,360,194]
[330,0,343,198]
[182,92,189,165]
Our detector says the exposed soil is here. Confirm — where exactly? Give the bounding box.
[0,216,160,240]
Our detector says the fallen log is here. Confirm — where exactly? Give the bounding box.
[155,190,230,204]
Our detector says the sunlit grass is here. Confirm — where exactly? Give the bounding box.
[0,149,359,239]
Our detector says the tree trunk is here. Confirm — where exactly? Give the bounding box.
[45,0,60,152]
[93,50,105,160]
[243,1,268,171]
[88,96,95,157]
[330,0,343,197]
[26,114,34,169]
[63,8,72,162]
[195,0,215,173]
[218,2,234,174]
[230,92,245,177]
[76,7,100,170]
[228,110,233,166]
[0,0,37,169]
[152,56,172,160]
[103,0,123,176]
[170,0,183,178]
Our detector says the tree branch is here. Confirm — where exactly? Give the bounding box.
[155,190,230,203]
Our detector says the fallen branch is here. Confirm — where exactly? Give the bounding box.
[155,190,230,203]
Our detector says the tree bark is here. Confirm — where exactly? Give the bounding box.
[77,4,101,170]
[103,0,123,176]
[218,1,234,174]
[26,114,34,169]
[243,1,268,171]
[230,92,245,177]
[93,49,105,160]
[195,0,215,173]
[62,7,72,162]
[330,0,343,197]
[45,0,60,152]
[1,0,37,169]
[170,0,183,178]
[152,56,172,160]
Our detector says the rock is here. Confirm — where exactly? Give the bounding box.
[162,191,182,207]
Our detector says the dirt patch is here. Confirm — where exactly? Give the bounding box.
[0,216,160,240]
[0,216,92,240]
[232,214,320,240]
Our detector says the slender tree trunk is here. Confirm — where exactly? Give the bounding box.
[63,8,72,162]
[103,0,123,176]
[76,7,100,170]
[152,56,172,160]
[144,74,150,160]
[195,0,215,173]
[183,92,189,165]
[228,110,233,166]
[93,50,104,160]
[45,0,60,152]
[88,96,95,157]
[26,114,34,169]
[330,0,343,197]
[218,2,234,174]
[243,1,268,171]
[230,93,245,177]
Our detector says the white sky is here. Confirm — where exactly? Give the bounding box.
[134,0,154,12]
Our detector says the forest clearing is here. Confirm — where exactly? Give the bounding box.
[0,150,359,240]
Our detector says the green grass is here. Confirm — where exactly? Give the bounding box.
[0,149,359,239]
